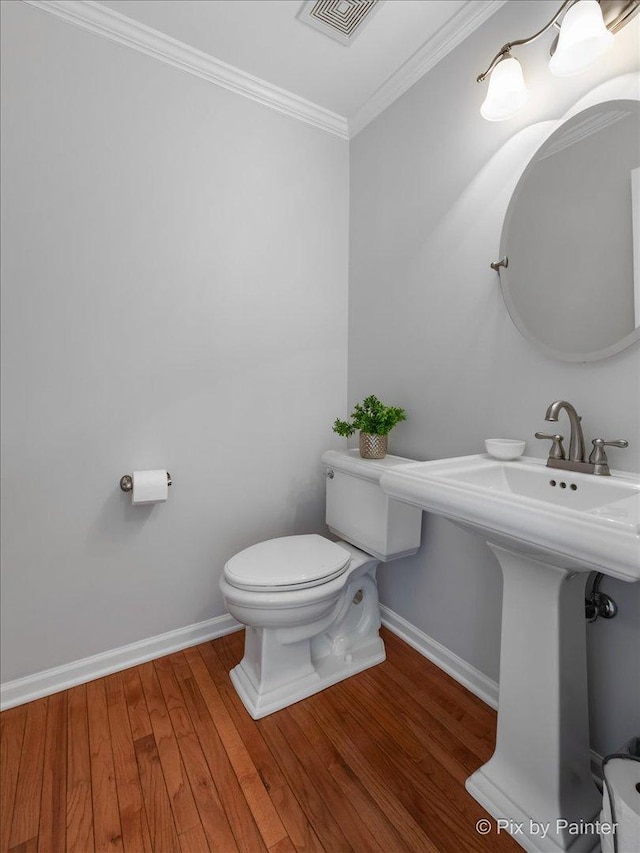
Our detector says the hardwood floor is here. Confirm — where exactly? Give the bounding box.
[1,628,520,853]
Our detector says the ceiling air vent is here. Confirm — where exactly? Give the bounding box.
[297,0,384,45]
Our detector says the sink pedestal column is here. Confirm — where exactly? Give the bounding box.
[466,544,602,853]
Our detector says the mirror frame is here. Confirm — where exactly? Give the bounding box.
[498,97,640,363]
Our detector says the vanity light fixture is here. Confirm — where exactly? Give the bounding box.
[477,0,639,121]
[480,53,529,121]
[549,0,614,75]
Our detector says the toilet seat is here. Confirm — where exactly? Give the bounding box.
[224,534,351,592]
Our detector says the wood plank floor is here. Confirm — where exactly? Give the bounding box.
[1,628,520,853]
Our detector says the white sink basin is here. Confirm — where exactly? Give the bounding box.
[380,453,640,852]
[380,454,640,583]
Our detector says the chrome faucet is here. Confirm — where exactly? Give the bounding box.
[535,400,628,476]
[544,400,585,462]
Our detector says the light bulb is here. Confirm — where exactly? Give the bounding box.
[480,55,529,121]
[549,0,613,77]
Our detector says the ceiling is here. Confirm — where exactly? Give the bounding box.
[99,0,505,126]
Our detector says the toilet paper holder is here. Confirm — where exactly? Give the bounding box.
[119,472,172,492]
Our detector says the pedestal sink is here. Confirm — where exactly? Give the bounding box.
[380,455,640,853]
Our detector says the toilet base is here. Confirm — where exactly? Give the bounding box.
[230,634,385,719]
[225,552,386,719]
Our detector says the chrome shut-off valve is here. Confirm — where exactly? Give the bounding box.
[585,573,617,622]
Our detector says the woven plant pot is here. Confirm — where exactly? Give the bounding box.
[359,432,388,459]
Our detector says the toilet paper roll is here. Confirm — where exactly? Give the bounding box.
[132,470,169,505]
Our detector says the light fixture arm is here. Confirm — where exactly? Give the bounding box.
[477,0,574,82]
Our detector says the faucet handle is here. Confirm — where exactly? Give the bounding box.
[589,438,629,466]
[535,432,565,460]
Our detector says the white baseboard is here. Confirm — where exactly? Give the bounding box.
[0,613,242,710]
[380,604,500,710]
[0,602,610,787]
[380,605,605,785]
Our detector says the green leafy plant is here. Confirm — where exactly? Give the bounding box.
[333,395,406,437]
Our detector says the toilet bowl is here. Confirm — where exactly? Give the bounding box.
[220,449,422,719]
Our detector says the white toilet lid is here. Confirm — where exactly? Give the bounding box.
[224,534,351,592]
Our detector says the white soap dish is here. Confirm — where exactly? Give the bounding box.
[485,439,526,460]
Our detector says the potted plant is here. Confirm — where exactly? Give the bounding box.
[333,394,406,459]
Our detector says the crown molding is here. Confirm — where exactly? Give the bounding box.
[22,0,506,141]
[349,0,508,137]
[22,0,349,140]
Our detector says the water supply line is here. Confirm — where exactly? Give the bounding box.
[585,573,618,622]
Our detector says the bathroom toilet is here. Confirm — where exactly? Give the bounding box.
[220,449,422,718]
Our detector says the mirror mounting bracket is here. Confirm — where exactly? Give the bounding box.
[490,256,509,272]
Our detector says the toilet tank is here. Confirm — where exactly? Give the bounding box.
[321,449,422,562]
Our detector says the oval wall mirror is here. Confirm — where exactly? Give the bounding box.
[498,99,640,362]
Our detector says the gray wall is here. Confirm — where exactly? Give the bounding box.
[1,1,348,683]
[349,0,640,755]
[2,0,638,757]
